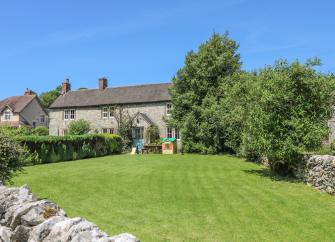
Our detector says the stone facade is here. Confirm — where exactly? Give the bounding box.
[48,102,181,148]
[49,102,168,137]
[0,184,139,242]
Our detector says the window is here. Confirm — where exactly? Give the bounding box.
[166,103,172,115]
[166,127,180,139]
[70,109,75,120]
[167,127,173,138]
[102,107,109,119]
[132,127,144,139]
[109,107,114,118]
[64,109,76,120]
[102,128,114,134]
[102,106,114,119]
[40,115,45,123]
[4,111,11,121]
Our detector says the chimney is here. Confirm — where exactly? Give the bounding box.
[24,88,33,96]
[62,79,71,94]
[99,77,108,90]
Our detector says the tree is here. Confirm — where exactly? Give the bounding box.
[113,106,136,151]
[39,86,62,108]
[170,32,241,153]
[68,119,91,135]
[241,59,335,174]
[0,132,25,184]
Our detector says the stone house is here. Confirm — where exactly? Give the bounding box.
[0,89,48,128]
[49,78,180,149]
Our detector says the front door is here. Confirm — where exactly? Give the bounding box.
[132,127,144,150]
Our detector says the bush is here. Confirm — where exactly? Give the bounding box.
[0,132,25,184]
[32,126,49,136]
[16,134,122,164]
[68,119,91,135]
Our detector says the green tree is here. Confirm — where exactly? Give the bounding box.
[0,132,25,184]
[241,59,335,174]
[170,32,241,153]
[39,86,62,108]
[68,119,91,135]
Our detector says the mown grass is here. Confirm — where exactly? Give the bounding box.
[12,154,335,242]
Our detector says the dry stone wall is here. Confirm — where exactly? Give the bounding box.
[295,155,335,195]
[0,185,139,242]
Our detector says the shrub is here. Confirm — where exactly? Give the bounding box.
[146,125,160,144]
[32,126,49,136]
[0,132,25,184]
[16,134,122,164]
[68,119,91,135]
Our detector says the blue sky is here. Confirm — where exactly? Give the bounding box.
[0,0,334,99]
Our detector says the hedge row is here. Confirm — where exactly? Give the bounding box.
[16,134,122,165]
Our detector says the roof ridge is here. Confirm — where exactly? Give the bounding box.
[71,82,172,92]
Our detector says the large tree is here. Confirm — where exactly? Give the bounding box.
[170,32,241,153]
[39,85,62,108]
[241,59,335,174]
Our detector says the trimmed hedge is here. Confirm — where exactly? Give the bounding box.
[16,134,122,165]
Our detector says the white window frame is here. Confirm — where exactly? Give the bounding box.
[64,109,76,120]
[102,107,109,119]
[102,128,114,134]
[166,127,180,140]
[102,106,114,119]
[4,111,11,121]
[167,127,173,138]
[166,103,172,115]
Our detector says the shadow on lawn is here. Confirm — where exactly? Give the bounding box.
[243,168,301,184]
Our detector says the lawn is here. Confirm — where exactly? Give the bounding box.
[12,154,335,242]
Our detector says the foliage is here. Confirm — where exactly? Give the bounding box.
[68,119,91,135]
[39,85,62,108]
[0,126,49,137]
[0,132,25,184]
[16,134,122,164]
[12,154,335,241]
[240,59,335,174]
[31,126,49,136]
[0,127,32,136]
[145,125,160,144]
[113,106,136,151]
[170,32,241,154]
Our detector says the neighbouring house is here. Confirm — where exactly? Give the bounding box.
[0,89,48,128]
[49,78,181,149]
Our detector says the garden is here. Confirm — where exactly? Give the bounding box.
[11,154,335,242]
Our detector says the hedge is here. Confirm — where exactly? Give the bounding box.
[16,134,122,165]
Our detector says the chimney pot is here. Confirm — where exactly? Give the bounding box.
[99,77,108,90]
[62,79,71,94]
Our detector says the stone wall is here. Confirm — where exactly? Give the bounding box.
[0,185,139,242]
[295,155,335,195]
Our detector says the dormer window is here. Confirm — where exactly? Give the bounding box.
[4,111,11,121]
[166,103,172,115]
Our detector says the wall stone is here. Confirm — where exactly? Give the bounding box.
[0,185,139,242]
[295,155,335,195]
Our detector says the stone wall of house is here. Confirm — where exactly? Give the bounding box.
[295,155,335,195]
[0,184,139,242]
[49,102,171,140]
[20,98,48,127]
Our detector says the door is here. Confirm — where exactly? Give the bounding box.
[132,127,144,150]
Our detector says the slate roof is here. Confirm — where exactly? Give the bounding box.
[0,95,36,113]
[50,83,173,109]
